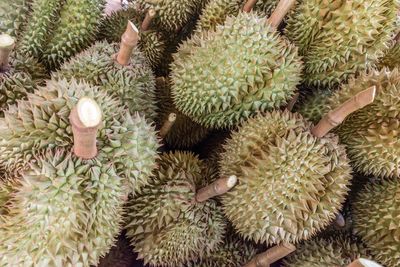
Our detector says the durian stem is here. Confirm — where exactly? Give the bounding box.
[195,175,237,203]
[159,113,176,138]
[243,0,258,12]
[334,212,345,227]
[347,259,382,267]
[0,34,15,72]
[116,21,140,66]
[244,243,296,267]
[69,97,102,159]
[266,0,296,29]
[311,86,376,138]
[141,9,156,31]
[286,92,299,111]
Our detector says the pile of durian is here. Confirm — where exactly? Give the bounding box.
[0,0,399,266]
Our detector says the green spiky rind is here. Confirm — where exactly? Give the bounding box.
[126,151,226,267]
[252,0,279,17]
[321,69,400,178]
[139,30,167,69]
[282,236,371,266]
[54,41,157,120]
[0,148,125,266]
[41,0,105,70]
[0,78,160,194]
[18,0,62,60]
[352,179,400,267]
[294,89,333,123]
[137,0,199,32]
[195,0,241,32]
[220,110,352,244]
[10,51,48,82]
[187,234,258,267]
[379,42,400,69]
[171,12,303,129]
[0,0,31,38]
[156,78,209,149]
[285,0,398,88]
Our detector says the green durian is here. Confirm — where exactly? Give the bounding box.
[220,110,352,244]
[0,0,31,38]
[352,178,400,267]
[98,7,167,69]
[298,69,400,178]
[54,40,157,120]
[126,151,226,266]
[379,39,400,70]
[294,89,333,123]
[282,236,372,267]
[171,12,302,129]
[156,77,209,149]
[285,0,398,88]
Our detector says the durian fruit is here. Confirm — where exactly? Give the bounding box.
[352,178,400,267]
[285,0,398,88]
[0,0,31,38]
[282,236,372,266]
[126,151,238,266]
[294,89,332,123]
[156,77,209,149]
[54,21,158,121]
[98,7,167,69]
[379,32,400,70]
[171,1,302,129]
[298,69,400,178]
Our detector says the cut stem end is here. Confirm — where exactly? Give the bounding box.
[0,34,15,71]
[195,175,237,203]
[141,9,156,31]
[244,243,296,267]
[243,0,258,12]
[266,0,296,29]
[117,21,140,66]
[159,113,176,138]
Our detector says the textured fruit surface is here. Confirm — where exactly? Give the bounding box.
[126,151,226,267]
[285,0,398,88]
[294,89,332,123]
[353,179,400,267]
[0,0,31,38]
[283,236,372,266]
[220,110,352,244]
[54,41,157,121]
[379,42,400,70]
[196,0,241,32]
[171,12,302,129]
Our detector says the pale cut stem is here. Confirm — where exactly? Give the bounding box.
[334,212,345,227]
[311,86,376,138]
[244,243,296,267]
[159,113,176,138]
[117,21,140,66]
[69,97,102,159]
[266,0,296,29]
[243,0,258,12]
[195,175,237,203]
[141,9,156,31]
[347,259,383,267]
[286,92,299,111]
[0,34,15,71]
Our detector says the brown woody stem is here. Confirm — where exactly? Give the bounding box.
[159,113,176,138]
[244,243,296,267]
[243,0,258,12]
[266,0,296,29]
[311,86,376,138]
[69,97,102,159]
[347,259,382,267]
[334,212,345,227]
[286,92,299,111]
[0,34,15,72]
[117,21,140,66]
[141,9,156,31]
[195,175,237,203]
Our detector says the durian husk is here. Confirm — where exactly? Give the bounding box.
[0,0,31,38]
[378,41,400,70]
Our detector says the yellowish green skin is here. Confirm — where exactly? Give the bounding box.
[220,110,352,245]
[379,41,400,69]
[353,179,400,267]
[0,0,31,38]
[285,0,398,88]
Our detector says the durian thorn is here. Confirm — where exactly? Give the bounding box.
[347,259,383,267]
[334,212,345,227]
[159,113,176,138]
[195,175,237,203]
[69,97,102,159]
[0,33,15,71]
[311,86,376,138]
[141,9,156,31]
[285,92,299,111]
[243,243,296,267]
[266,0,296,29]
[243,0,258,12]
[116,20,140,66]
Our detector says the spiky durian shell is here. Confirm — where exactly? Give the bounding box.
[171,12,302,129]
[301,69,400,178]
[379,42,400,70]
[294,89,333,123]
[252,0,279,17]
[54,41,157,120]
[126,151,226,267]
[220,110,352,244]
[0,0,31,38]
[187,233,258,267]
[352,178,400,267]
[156,78,209,149]
[285,0,398,88]
[0,78,159,194]
[282,236,372,266]
[195,0,241,32]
